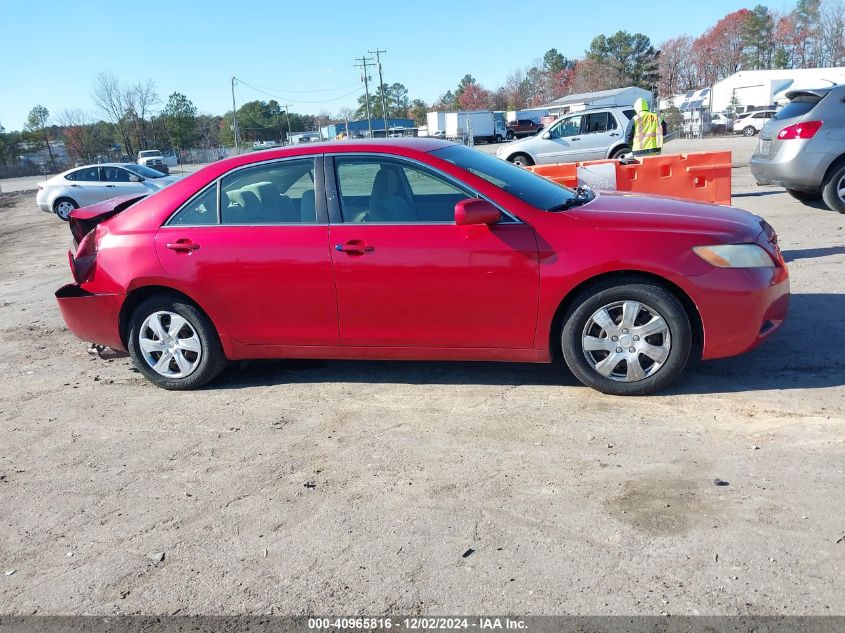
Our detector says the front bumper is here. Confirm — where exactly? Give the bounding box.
[55,284,126,351]
[687,266,790,360]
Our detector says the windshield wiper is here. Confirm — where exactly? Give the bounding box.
[547,186,595,212]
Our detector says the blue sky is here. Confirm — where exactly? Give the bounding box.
[0,0,785,130]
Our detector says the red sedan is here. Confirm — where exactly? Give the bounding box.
[56,139,789,395]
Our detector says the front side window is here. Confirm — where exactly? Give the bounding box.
[220,158,317,225]
[550,115,582,138]
[102,166,131,182]
[334,156,471,223]
[66,167,100,182]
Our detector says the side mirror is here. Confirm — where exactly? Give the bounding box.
[129,174,143,182]
[542,131,551,140]
[455,198,501,226]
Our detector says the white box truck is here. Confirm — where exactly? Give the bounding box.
[444,111,508,143]
[426,112,447,138]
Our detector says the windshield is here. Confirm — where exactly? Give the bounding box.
[431,145,576,210]
[139,151,162,158]
[124,164,167,178]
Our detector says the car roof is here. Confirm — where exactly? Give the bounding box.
[249,138,452,154]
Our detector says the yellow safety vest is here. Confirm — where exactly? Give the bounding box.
[633,111,663,151]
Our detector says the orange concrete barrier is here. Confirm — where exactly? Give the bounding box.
[526,151,732,206]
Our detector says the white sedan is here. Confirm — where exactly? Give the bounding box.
[36,163,179,220]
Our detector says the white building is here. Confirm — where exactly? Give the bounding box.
[664,68,845,114]
[543,86,653,116]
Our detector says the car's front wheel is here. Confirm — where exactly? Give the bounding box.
[127,295,227,390]
[786,188,822,204]
[561,280,692,395]
[53,197,78,221]
[742,126,756,137]
[821,162,845,214]
[510,154,534,167]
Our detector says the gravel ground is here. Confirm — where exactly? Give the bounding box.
[0,154,843,616]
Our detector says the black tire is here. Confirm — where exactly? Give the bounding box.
[506,131,515,140]
[786,188,822,204]
[610,146,630,160]
[510,154,534,167]
[494,134,503,143]
[53,197,78,221]
[127,294,227,390]
[561,279,692,396]
[742,126,756,137]
[821,162,845,214]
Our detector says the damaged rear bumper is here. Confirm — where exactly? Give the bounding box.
[55,283,126,351]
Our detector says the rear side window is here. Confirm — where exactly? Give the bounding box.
[622,109,636,120]
[66,167,100,182]
[584,112,616,133]
[168,185,218,226]
[220,158,316,225]
[775,95,823,120]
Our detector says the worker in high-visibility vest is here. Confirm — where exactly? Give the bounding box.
[625,97,663,157]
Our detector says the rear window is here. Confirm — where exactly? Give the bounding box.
[775,95,823,120]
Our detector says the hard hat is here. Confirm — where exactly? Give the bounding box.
[634,98,650,113]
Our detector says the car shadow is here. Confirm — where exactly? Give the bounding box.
[732,191,784,198]
[781,246,845,263]
[214,293,844,395]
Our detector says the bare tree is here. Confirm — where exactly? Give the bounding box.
[820,0,845,66]
[91,71,134,156]
[125,79,159,150]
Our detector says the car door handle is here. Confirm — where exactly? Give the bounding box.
[105,184,116,188]
[166,239,200,253]
[335,241,375,255]
[571,137,580,141]
[609,132,620,136]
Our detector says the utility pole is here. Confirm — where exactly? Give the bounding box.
[231,76,240,153]
[282,103,292,145]
[354,55,375,137]
[369,49,388,136]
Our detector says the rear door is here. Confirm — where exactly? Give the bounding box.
[535,114,583,164]
[579,111,620,160]
[63,166,109,206]
[155,155,339,346]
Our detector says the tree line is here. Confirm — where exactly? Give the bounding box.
[1,0,842,170]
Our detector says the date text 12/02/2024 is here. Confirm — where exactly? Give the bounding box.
[308,617,527,630]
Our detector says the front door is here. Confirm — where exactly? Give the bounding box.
[328,155,539,349]
[155,156,339,346]
[535,114,583,164]
[101,166,152,198]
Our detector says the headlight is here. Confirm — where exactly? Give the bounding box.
[693,244,775,268]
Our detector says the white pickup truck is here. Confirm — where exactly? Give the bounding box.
[137,150,170,175]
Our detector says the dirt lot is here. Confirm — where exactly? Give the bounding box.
[0,151,843,616]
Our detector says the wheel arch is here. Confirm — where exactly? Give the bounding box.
[118,284,223,349]
[547,270,703,360]
[508,152,534,165]
[821,152,845,184]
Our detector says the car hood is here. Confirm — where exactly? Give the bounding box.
[565,191,765,242]
[146,175,179,188]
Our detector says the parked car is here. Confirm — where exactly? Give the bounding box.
[137,150,170,175]
[55,139,789,396]
[733,109,777,137]
[750,85,845,213]
[506,119,544,139]
[496,106,637,166]
[710,112,734,135]
[36,164,179,220]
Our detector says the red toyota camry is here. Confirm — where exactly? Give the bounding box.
[56,139,789,395]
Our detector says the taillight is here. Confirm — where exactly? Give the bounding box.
[777,120,822,140]
[70,230,98,283]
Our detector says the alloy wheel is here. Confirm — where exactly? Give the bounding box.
[838,175,845,204]
[581,300,671,382]
[138,311,203,378]
[55,201,75,219]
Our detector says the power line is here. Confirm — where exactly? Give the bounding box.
[234,78,360,94]
[236,78,362,104]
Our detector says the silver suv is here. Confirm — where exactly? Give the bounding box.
[750,85,845,213]
[496,106,636,167]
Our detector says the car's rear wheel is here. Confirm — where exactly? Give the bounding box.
[494,134,503,143]
[821,163,845,214]
[510,154,534,167]
[561,280,692,396]
[786,188,822,204]
[53,197,78,221]
[127,295,227,390]
[742,126,756,137]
